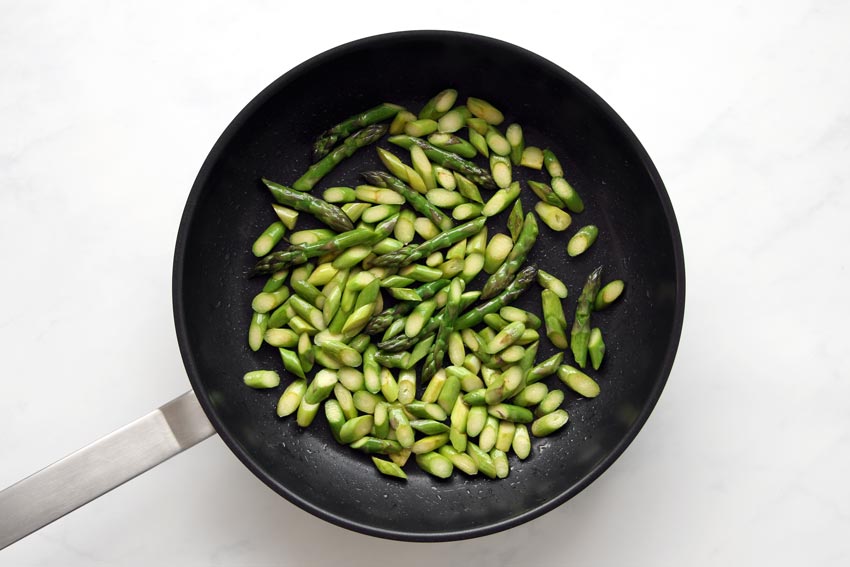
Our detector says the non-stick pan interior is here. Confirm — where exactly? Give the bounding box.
[173,31,684,541]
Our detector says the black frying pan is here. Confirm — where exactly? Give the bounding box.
[172,30,684,541]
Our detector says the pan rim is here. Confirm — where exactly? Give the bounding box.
[172,29,686,542]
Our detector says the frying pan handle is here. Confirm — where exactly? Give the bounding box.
[0,390,215,550]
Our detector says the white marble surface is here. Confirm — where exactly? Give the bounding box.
[2,0,849,564]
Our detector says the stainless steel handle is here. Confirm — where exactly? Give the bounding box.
[0,390,215,550]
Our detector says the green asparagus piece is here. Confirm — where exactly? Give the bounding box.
[512,424,531,459]
[389,406,415,448]
[361,169,453,231]
[484,234,514,274]
[297,332,315,372]
[373,401,390,438]
[595,280,625,310]
[588,327,605,370]
[526,352,564,385]
[495,420,516,453]
[558,364,600,398]
[466,97,504,125]
[437,106,470,133]
[520,146,544,169]
[488,156,513,190]
[415,452,453,478]
[388,135,496,189]
[511,382,549,407]
[468,126,489,157]
[527,180,567,208]
[271,204,299,229]
[338,415,374,444]
[242,370,280,389]
[486,127,511,157]
[389,109,416,136]
[542,149,564,178]
[342,202,370,223]
[537,269,568,299]
[252,287,290,313]
[279,348,306,379]
[296,397,320,428]
[312,103,402,162]
[567,225,599,257]
[427,132,477,159]
[571,266,603,368]
[304,369,338,404]
[531,409,569,437]
[252,221,285,257]
[262,178,354,232]
[276,379,307,417]
[480,213,539,300]
[350,437,403,454]
[453,172,483,204]
[411,433,450,455]
[486,321,526,354]
[507,199,523,242]
[534,388,565,417]
[479,416,499,452]
[295,124,387,191]
[462,388,487,406]
[535,202,572,231]
[371,457,407,480]
[467,442,497,479]
[404,118,439,137]
[419,88,458,120]
[434,166,457,189]
[353,390,382,414]
[542,289,569,349]
[399,263,444,282]
[438,445,478,475]
[401,402,445,423]
[334,383,358,420]
[323,186,356,203]
[410,419,450,435]
[506,123,524,165]
[550,177,585,213]
[248,311,268,352]
[410,145,437,190]
[426,188,466,208]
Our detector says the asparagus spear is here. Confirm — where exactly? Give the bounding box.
[388,135,496,189]
[361,169,454,231]
[371,217,487,267]
[251,215,397,274]
[454,265,538,330]
[262,178,354,232]
[480,213,539,300]
[295,124,387,191]
[312,103,402,162]
[571,266,603,368]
